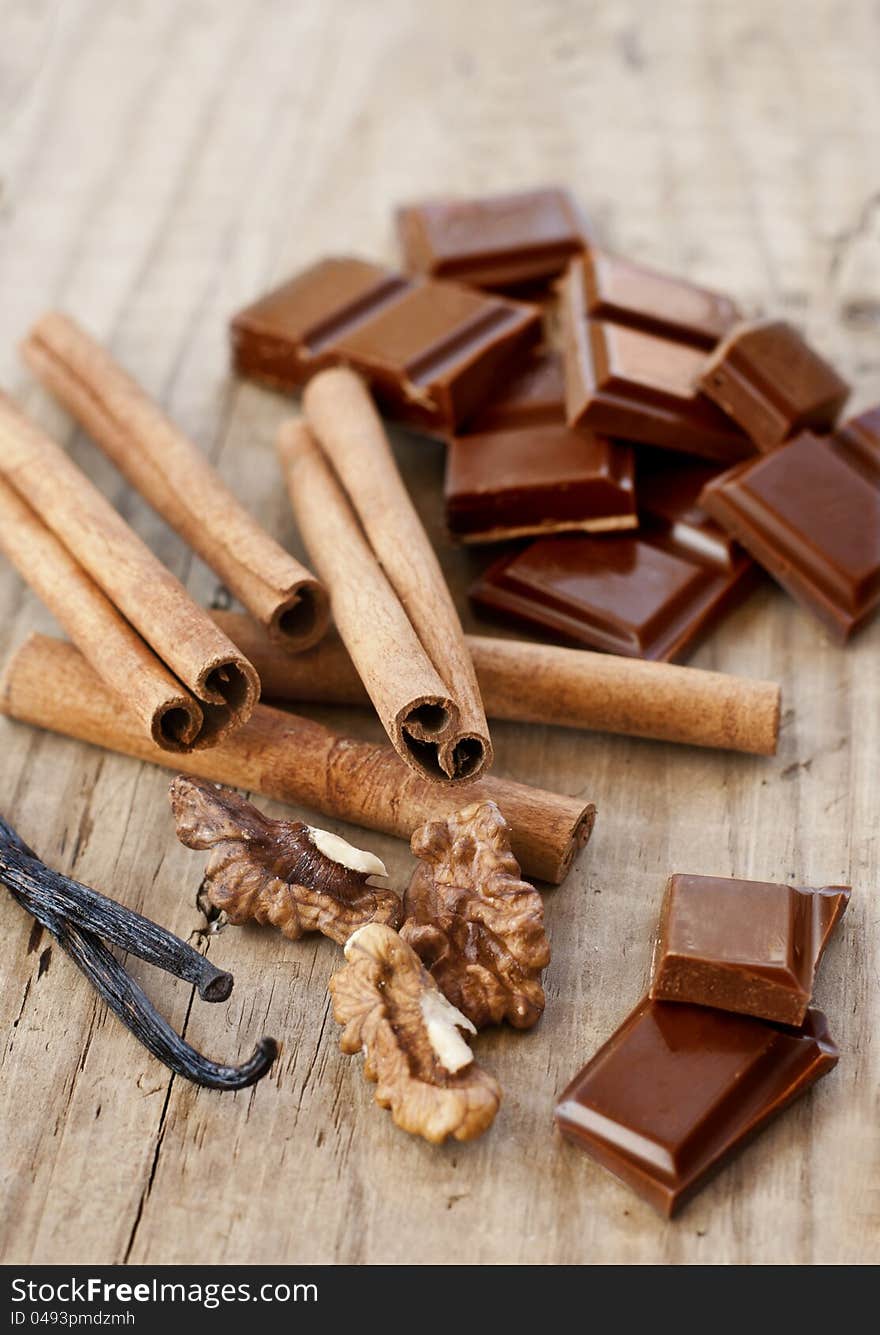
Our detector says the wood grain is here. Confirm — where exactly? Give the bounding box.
[1,0,878,1265]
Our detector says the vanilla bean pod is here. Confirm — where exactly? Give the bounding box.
[0,821,231,1000]
[51,915,277,1090]
[0,816,277,1090]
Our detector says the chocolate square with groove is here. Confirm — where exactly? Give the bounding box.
[582,249,741,350]
[397,187,588,291]
[555,998,839,1218]
[445,350,636,542]
[469,532,757,661]
[700,430,880,640]
[445,427,637,543]
[698,319,850,450]
[559,259,753,461]
[650,874,850,1025]
[834,403,880,476]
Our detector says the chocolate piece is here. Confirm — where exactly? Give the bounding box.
[231,257,541,432]
[650,874,850,1025]
[446,431,636,543]
[559,261,753,461]
[700,431,880,641]
[445,351,637,542]
[698,319,850,450]
[469,461,757,660]
[555,998,838,1217]
[397,187,588,291]
[835,403,880,476]
[635,455,743,570]
[582,249,741,350]
[462,347,571,433]
[470,536,757,661]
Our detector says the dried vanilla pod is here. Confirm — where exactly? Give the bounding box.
[0,814,276,1091]
[170,776,402,945]
[329,923,501,1143]
[401,801,549,1029]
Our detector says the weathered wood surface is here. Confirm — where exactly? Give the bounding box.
[1,0,878,1265]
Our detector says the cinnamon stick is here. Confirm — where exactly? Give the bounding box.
[0,634,594,884]
[302,367,492,778]
[0,393,258,747]
[210,610,781,756]
[23,312,329,650]
[278,418,482,784]
[0,477,200,749]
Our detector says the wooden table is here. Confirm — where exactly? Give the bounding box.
[1,0,878,1266]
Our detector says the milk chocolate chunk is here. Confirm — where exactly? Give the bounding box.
[469,459,757,660]
[446,430,636,543]
[698,319,850,450]
[231,257,541,432]
[560,260,753,462]
[445,351,637,542]
[700,430,880,641]
[397,187,588,291]
[582,249,741,350]
[650,875,851,1025]
[462,346,572,433]
[835,403,880,475]
[636,455,744,570]
[555,998,838,1218]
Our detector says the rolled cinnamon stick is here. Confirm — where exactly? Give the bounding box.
[0,477,201,749]
[467,636,780,755]
[0,393,258,747]
[278,419,478,784]
[0,634,594,884]
[23,312,329,650]
[210,610,781,756]
[302,367,491,778]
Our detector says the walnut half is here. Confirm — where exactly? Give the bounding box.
[401,801,550,1030]
[170,777,402,945]
[329,923,501,1143]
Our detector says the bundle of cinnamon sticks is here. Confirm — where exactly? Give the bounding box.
[279,369,493,783]
[0,392,260,752]
[24,315,329,651]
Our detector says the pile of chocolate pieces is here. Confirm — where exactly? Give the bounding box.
[556,874,849,1216]
[232,185,880,661]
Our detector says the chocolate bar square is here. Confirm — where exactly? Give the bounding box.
[559,260,753,461]
[650,874,850,1025]
[397,187,588,290]
[698,319,849,450]
[582,249,740,349]
[555,998,838,1217]
[700,430,880,641]
[445,351,636,542]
